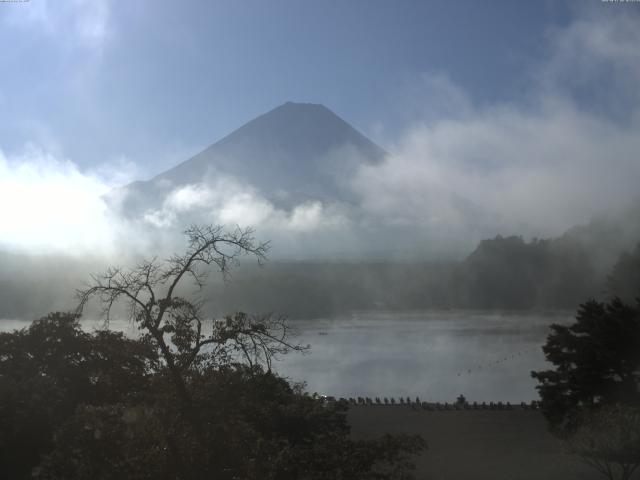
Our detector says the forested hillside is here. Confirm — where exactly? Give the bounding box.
[1,212,638,320]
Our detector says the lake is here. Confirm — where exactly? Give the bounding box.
[273,310,572,403]
[1,310,573,403]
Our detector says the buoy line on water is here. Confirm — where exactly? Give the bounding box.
[455,346,541,378]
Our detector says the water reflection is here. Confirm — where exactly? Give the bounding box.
[1,310,572,403]
[273,311,573,403]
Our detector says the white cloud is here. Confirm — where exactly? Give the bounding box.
[92,155,141,187]
[217,192,274,226]
[4,0,112,51]
[0,144,137,256]
[1,8,639,260]
[541,11,640,106]
[353,11,640,241]
[166,183,216,212]
[290,202,340,232]
[143,179,348,235]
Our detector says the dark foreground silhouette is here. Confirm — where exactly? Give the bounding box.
[0,225,425,479]
[0,313,424,479]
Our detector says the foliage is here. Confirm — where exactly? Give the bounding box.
[531,298,640,434]
[565,405,640,480]
[1,225,425,479]
[607,242,640,303]
[3,332,425,480]
[455,394,467,407]
[455,235,595,309]
[0,313,156,479]
[0,230,621,320]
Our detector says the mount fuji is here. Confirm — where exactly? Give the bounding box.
[113,102,388,219]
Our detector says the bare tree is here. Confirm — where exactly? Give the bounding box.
[566,405,640,480]
[76,225,307,406]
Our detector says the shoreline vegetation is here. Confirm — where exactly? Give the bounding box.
[1,208,639,320]
[1,225,638,478]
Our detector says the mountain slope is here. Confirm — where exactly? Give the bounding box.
[114,102,387,217]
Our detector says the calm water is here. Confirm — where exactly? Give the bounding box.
[273,310,572,403]
[2,310,572,403]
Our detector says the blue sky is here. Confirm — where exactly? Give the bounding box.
[1,0,578,176]
[1,0,639,256]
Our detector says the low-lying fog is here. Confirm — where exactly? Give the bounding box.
[274,311,568,403]
[1,310,570,403]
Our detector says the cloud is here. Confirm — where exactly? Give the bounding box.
[143,179,348,235]
[1,8,639,261]
[540,8,640,116]
[0,144,349,260]
[0,144,135,256]
[4,0,112,51]
[352,10,640,242]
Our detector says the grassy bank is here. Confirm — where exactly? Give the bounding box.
[348,406,601,480]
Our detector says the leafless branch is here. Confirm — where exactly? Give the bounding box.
[75,224,300,403]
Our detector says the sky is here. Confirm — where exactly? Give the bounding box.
[1,0,640,256]
[0,0,576,174]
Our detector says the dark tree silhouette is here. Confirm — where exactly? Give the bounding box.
[531,298,640,434]
[607,242,640,303]
[0,313,156,479]
[454,235,595,309]
[565,405,640,480]
[76,225,306,406]
[35,365,426,480]
[0,225,426,479]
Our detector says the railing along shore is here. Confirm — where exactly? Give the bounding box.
[319,396,543,411]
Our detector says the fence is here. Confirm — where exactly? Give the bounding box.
[319,396,543,411]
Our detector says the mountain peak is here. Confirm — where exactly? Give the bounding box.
[218,101,374,151]
[280,100,326,108]
[270,101,336,117]
[154,101,387,189]
[118,103,388,215]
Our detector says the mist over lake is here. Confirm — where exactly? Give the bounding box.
[0,310,568,403]
[3,3,640,478]
[274,311,570,402]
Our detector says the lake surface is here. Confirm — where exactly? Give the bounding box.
[2,310,573,403]
[272,310,573,403]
